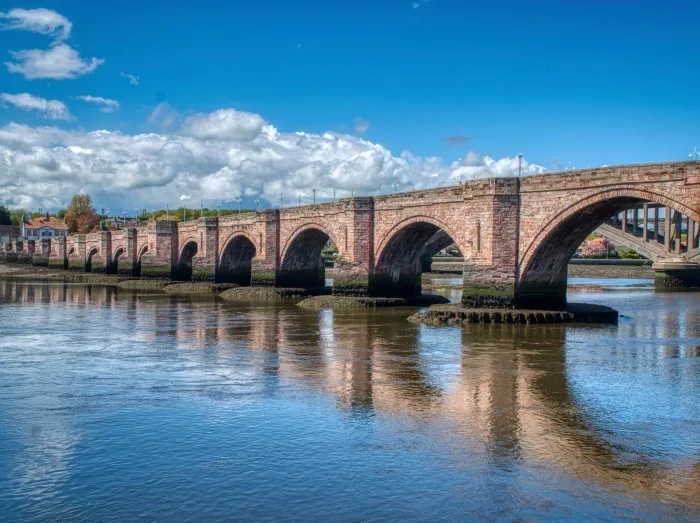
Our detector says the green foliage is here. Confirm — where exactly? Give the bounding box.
[0,204,11,225]
[618,248,641,259]
[10,208,28,226]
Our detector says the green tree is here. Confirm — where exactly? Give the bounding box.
[10,208,28,226]
[65,193,100,233]
[0,204,11,225]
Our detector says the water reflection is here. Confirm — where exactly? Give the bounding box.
[0,280,698,520]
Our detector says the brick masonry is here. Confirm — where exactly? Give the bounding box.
[3,161,699,308]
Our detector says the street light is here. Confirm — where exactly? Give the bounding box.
[166,203,169,220]
[517,153,523,178]
[255,199,260,210]
[280,194,284,208]
[297,193,302,206]
[216,201,221,218]
[200,200,204,218]
[333,188,337,200]
[690,146,699,162]
[312,187,316,205]
[236,198,242,213]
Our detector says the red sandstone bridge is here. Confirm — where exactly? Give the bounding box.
[3,161,700,308]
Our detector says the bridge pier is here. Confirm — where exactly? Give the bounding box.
[140,221,178,279]
[49,237,67,270]
[332,197,374,296]
[32,239,51,267]
[67,235,87,272]
[653,261,700,289]
[88,232,111,273]
[250,209,279,287]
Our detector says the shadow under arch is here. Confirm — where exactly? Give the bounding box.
[85,247,98,272]
[134,244,148,277]
[217,234,257,285]
[278,225,338,288]
[371,218,462,297]
[175,240,198,281]
[517,189,700,308]
[111,247,125,275]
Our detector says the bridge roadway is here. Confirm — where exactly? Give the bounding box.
[2,161,700,309]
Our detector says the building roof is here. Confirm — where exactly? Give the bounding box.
[23,217,68,231]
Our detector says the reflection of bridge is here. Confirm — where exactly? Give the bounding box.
[3,279,697,511]
[595,205,700,262]
[2,161,700,308]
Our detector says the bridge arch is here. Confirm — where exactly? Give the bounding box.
[372,216,462,297]
[85,247,98,272]
[517,188,700,308]
[217,232,257,285]
[279,223,340,288]
[175,239,198,281]
[112,246,125,274]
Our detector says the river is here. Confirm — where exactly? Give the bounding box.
[0,278,698,521]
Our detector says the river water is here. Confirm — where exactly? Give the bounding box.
[0,278,698,521]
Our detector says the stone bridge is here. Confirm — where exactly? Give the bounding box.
[2,161,699,309]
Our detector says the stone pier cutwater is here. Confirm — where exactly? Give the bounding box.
[1,161,699,309]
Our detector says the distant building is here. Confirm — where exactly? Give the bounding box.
[0,225,22,243]
[22,213,68,240]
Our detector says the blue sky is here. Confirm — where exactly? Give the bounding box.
[1,1,699,210]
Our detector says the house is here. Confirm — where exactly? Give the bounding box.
[0,225,21,243]
[22,213,69,240]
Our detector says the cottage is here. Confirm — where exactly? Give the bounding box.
[22,213,68,240]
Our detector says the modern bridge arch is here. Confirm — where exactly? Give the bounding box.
[175,240,198,281]
[517,188,700,308]
[217,232,257,285]
[279,223,340,288]
[372,216,462,297]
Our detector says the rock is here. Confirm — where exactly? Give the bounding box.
[163,283,238,295]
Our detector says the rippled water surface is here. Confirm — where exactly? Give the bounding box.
[0,279,698,521]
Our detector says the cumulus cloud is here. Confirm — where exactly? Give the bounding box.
[0,8,72,41]
[5,43,104,80]
[2,8,103,80]
[76,95,119,113]
[1,92,72,120]
[181,108,266,141]
[0,106,546,210]
[120,72,139,85]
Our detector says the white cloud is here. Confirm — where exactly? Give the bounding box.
[0,8,72,41]
[0,106,546,210]
[1,92,72,121]
[76,95,119,113]
[181,108,266,141]
[120,72,139,85]
[5,42,104,80]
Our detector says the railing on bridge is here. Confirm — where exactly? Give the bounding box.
[604,205,700,259]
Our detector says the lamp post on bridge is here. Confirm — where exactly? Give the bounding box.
[690,146,699,162]
[312,187,316,205]
[255,199,260,210]
[517,153,523,177]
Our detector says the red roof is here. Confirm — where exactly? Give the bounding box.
[23,217,68,231]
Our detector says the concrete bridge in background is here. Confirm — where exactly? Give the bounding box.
[2,161,700,309]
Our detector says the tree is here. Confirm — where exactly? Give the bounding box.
[0,204,11,225]
[10,208,28,226]
[580,236,611,258]
[65,193,100,234]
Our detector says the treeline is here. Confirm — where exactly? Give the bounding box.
[0,194,252,234]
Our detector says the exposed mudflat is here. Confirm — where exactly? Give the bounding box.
[220,287,313,301]
[117,280,172,290]
[297,294,449,309]
[163,282,239,295]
